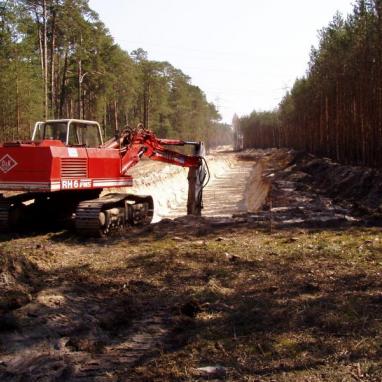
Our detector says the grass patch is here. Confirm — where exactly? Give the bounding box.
[1,225,382,380]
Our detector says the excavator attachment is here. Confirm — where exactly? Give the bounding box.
[187,142,207,216]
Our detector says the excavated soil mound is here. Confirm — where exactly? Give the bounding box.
[234,148,382,229]
[290,153,382,214]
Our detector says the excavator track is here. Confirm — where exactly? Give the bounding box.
[0,190,101,234]
[0,200,26,231]
[0,201,11,231]
[125,194,154,225]
[75,193,154,237]
[75,201,107,237]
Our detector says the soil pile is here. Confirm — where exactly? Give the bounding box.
[240,148,382,228]
[292,153,382,214]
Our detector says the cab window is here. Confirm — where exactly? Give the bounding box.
[43,123,67,143]
[68,123,101,147]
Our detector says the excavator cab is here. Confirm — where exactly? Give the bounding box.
[32,119,103,147]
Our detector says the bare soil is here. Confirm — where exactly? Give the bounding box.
[1,149,382,381]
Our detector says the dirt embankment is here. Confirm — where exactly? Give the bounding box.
[291,152,382,214]
[230,148,382,229]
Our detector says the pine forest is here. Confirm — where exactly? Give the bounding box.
[239,0,382,167]
[0,0,230,145]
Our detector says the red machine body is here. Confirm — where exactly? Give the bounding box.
[0,119,201,192]
[0,141,132,192]
[0,119,206,235]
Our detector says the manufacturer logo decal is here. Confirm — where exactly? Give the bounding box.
[0,154,17,173]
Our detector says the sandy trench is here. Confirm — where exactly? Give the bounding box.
[118,150,262,222]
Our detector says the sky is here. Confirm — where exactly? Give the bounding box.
[88,0,354,124]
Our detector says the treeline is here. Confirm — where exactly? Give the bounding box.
[0,0,221,144]
[240,0,382,167]
[240,111,280,149]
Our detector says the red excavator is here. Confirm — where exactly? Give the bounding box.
[0,119,207,236]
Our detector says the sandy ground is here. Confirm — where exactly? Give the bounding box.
[124,150,259,221]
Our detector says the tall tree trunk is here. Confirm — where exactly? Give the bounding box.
[34,8,44,84]
[114,99,118,133]
[143,82,149,128]
[103,100,107,138]
[59,46,68,118]
[42,0,48,119]
[15,66,19,139]
[13,45,20,139]
[77,34,83,119]
[78,59,82,118]
[50,8,56,117]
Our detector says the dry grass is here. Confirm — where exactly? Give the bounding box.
[1,221,382,381]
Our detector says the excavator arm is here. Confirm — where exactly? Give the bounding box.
[103,125,208,215]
